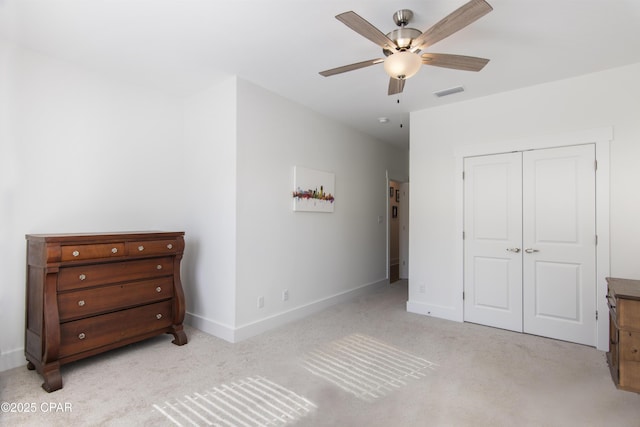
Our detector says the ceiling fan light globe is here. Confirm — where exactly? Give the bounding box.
[384,51,422,80]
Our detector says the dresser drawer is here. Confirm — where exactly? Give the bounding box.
[58,277,174,321]
[59,300,173,358]
[57,257,174,291]
[61,243,125,262]
[619,330,640,389]
[126,239,179,257]
[618,298,640,330]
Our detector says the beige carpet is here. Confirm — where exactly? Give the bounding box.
[1,281,639,426]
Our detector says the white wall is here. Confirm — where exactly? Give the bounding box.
[1,39,410,370]
[181,77,238,339]
[0,40,185,370]
[181,77,408,341]
[233,79,408,337]
[408,63,640,338]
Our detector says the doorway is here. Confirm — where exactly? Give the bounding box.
[389,180,409,283]
[463,144,597,346]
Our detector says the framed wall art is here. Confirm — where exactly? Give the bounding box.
[292,166,335,213]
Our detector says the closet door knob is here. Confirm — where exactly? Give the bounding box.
[524,248,539,253]
[506,248,520,253]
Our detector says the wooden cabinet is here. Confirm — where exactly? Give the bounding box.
[25,232,187,392]
[606,277,640,393]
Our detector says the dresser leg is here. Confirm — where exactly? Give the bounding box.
[27,361,35,370]
[41,363,63,393]
[169,326,188,346]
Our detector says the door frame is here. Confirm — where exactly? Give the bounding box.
[387,172,409,283]
[454,127,612,350]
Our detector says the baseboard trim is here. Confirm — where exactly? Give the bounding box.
[184,313,235,343]
[1,348,25,373]
[406,300,462,322]
[233,278,388,343]
[185,279,388,343]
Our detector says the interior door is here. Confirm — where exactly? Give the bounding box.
[463,153,523,332]
[522,145,596,346]
[464,145,596,346]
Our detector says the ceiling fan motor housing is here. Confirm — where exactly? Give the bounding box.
[384,28,422,55]
[384,9,421,55]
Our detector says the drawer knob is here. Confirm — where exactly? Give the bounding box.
[79,274,86,281]
[72,250,80,257]
[138,245,145,251]
[156,314,162,320]
[156,264,162,270]
[167,243,173,249]
[78,300,85,307]
[111,247,118,254]
[78,333,86,340]
[156,286,162,293]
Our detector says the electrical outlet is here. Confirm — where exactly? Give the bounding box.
[257,296,264,308]
[282,289,289,301]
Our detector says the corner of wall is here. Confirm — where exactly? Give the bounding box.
[1,348,25,373]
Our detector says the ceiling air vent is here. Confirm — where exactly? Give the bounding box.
[433,86,465,98]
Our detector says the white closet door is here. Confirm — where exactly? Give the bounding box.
[522,145,596,346]
[464,153,523,332]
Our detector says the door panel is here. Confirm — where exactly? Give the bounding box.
[532,261,580,321]
[473,257,511,310]
[464,153,523,332]
[522,145,596,346]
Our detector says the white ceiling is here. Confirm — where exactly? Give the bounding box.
[2,0,640,148]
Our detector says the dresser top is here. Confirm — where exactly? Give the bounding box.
[26,231,184,243]
[607,277,640,300]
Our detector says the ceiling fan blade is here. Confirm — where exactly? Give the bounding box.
[388,78,405,95]
[319,58,384,77]
[421,53,489,71]
[336,11,398,51]
[411,0,493,51]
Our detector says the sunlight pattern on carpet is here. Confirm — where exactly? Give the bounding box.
[303,333,436,401]
[153,376,316,426]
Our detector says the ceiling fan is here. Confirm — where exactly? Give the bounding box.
[319,0,493,95]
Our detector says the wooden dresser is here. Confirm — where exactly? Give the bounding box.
[25,231,187,392]
[606,277,640,393]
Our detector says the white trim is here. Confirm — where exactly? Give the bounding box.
[454,126,613,158]
[454,126,612,350]
[407,300,461,322]
[233,278,387,342]
[188,278,388,343]
[184,312,236,343]
[595,140,611,351]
